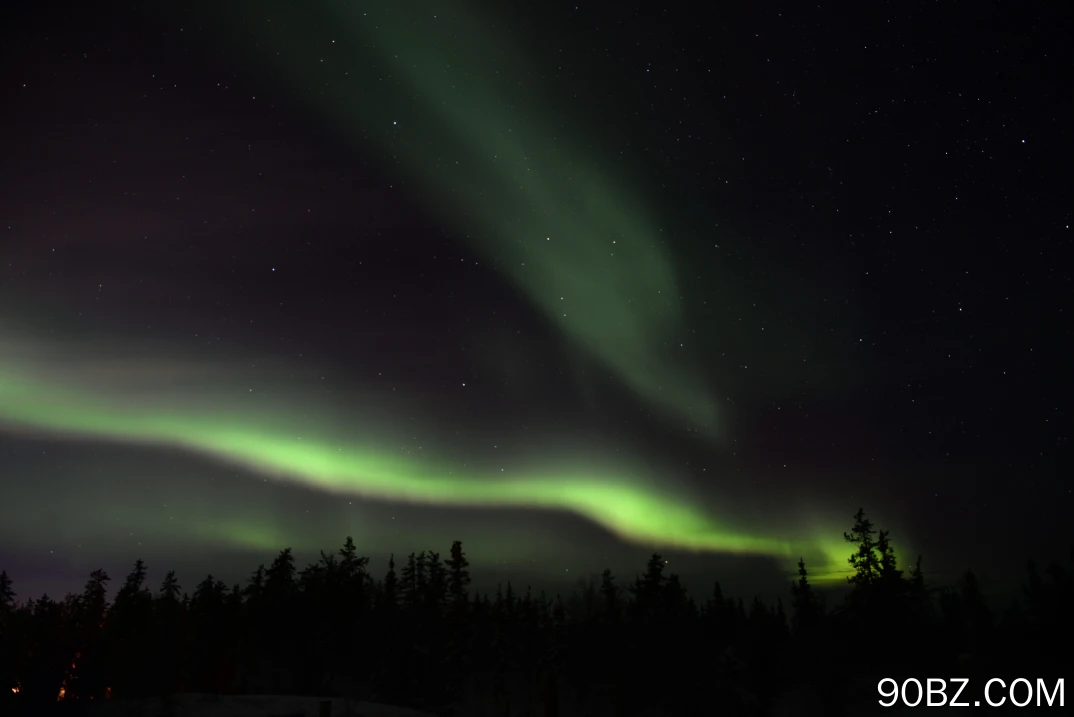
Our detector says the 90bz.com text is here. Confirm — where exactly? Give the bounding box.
[878,677,1064,708]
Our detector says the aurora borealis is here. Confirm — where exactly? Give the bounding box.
[208,0,724,438]
[0,355,783,556]
[1,0,1068,601]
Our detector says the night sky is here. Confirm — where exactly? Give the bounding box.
[1,1,1070,602]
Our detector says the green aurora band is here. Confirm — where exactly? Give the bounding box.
[0,366,779,556]
[200,0,721,436]
[0,354,855,580]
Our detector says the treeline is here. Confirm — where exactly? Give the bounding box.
[0,509,1071,715]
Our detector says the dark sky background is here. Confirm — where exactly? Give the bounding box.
[0,0,1070,604]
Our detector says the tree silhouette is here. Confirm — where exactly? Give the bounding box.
[116,560,147,601]
[81,569,111,624]
[381,554,398,608]
[598,569,619,623]
[400,552,419,609]
[0,571,16,705]
[2,519,1070,716]
[159,570,181,602]
[904,554,931,628]
[662,572,691,622]
[0,570,14,613]
[109,559,155,698]
[70,568,111,700]
[790,558,820,633]
[425,551,447,609]
[21,594,67,703]
[630,553,666,623]
[152,570,185,698]
[843,508,880,589]
[244,564,265,602]
[446,540,471,607]
[876,531,897,574]
[265,548,296,600]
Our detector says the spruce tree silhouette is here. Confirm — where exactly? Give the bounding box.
[661,572,690,622]
[629,553,666,624]
[415,551,428,589]
[115,560,147,600]
[4,520,1073,716]
[790,558,820,634]
[244,564,266,601]
[442,541,472,704]
[152,570,184,698]
[425,551,447,610]
[297,553,335,692]
[263,549,297,692]
[598,568,618,623]
[265,548,296,600]
[446,540,471,608]
[109,559,154,698]
[0,570,14,703]
[71,568,111,701]
[903,554,931,630]
[876,530,901,583]
[841,509,915,672]
[843,508,880,589]
[381,554,398,609]
[400,553,419,610]
[0,570,14,613]
[704,580,725,620]
[503,580,516,614]
[188,575,223,692]
[875,528,906,623]
[22,594,66,704]
[331,537,370,687]
[907,555,925,594]
[159,570,181,602]
[81,569,110,623]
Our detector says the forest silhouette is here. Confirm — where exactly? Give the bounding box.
[1,509,1071,715]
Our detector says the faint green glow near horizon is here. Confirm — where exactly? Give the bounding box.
[805,538,858,585]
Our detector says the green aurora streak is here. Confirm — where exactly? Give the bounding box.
[201,0,721,436]
[0,365,782,557]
